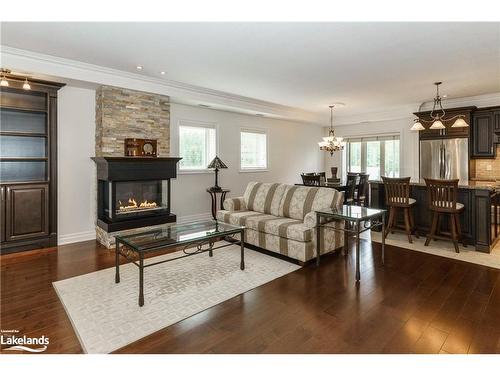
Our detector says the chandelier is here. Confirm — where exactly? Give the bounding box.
[411,82,468,131]
[318,105,344,156]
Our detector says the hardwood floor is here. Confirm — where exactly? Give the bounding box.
[1,237,500,354]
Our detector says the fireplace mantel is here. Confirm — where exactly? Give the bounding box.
[92,156,182,181]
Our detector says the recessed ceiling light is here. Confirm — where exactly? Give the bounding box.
[442,94,448,98]
[136,65,143,70]
[160,71,166,75]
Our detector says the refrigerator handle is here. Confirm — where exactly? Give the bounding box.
[439,144,443,179]
[443,143,447,179]
[441,144,446,179]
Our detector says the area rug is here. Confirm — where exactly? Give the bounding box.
[53,242,300,353]
[363,230,500,269]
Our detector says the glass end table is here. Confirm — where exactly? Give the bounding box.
[315,205,386,282]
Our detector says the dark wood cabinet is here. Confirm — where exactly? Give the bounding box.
[494,110,500,131]
[5,184,49,241]
[1,75,64,254]
[471,109,495,158]
[370,181,495,253]
[0,186,5,243]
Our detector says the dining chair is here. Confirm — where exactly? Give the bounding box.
[301,174,321,186]
[345,174,358,204]
[355,173,370,206]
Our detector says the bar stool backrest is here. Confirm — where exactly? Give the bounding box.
[301,174,321,186]
[424,178,459,212]
[382,176,411,207]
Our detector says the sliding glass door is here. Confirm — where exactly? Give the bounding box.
[343,135,400,180]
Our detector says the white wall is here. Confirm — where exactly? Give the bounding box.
[323,116,419,181]
[55,95,324,243]
[57,86,96,244]
[170,103,324,218]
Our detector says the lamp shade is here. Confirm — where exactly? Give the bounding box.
[429,120,445,130]
[207,156,228,169]
[451,117,469,128]
[411,121,425,131]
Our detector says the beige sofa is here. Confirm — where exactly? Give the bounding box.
[217,182,344,263]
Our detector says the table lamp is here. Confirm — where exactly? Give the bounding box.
[207,156,228,191]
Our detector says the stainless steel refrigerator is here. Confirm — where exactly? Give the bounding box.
[419,138,469,183]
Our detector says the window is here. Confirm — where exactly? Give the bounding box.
[343,135,400,180]
[178,121,216,171]
[240,129,267,170]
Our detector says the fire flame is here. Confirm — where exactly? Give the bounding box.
[118,198,157,211]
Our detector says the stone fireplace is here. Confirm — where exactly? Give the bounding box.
[93,85,177,248]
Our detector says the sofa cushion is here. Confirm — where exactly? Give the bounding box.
[243,182,287,216]
[278,185,343,220]
[217,210,312,242]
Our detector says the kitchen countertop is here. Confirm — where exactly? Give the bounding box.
[369,180,499,191]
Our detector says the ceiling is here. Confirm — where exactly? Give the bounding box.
[1,22,499,120]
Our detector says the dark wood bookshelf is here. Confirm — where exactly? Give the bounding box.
[0,74,64,254]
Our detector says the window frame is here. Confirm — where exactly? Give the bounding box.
[343,133,401,180]
[177,119,219,174]
[239,127,269,173]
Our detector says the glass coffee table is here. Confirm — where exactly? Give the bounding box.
[114,220,245,306]
[315,205,386,282]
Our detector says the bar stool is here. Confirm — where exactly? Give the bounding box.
[424,178,466,253]
[382,176,418,243]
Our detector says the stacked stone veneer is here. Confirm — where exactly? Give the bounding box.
[94,85,172,248]
[95,85,170,156]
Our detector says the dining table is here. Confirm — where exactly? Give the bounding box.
[294,180,355,204]
[294,181,349,192]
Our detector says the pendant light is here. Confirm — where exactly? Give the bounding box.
[410,119,425,131]
[0,69,9,87]
[411,82,468,131]
[318,105,344,156]
[22,77,31,90]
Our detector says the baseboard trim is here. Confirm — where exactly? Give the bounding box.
[58,212,213,245]
[58,231,96,245]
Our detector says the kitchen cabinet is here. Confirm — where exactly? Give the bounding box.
[471,110,495,158]
[370,181,496,253]
[494,110,500,144]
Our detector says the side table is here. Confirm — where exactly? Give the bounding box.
[207,188,230,220]
[315,205,386,282]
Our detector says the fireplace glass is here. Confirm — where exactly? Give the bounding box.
[102,180,169,220]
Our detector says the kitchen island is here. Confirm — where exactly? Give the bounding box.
[370,180,499,253]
